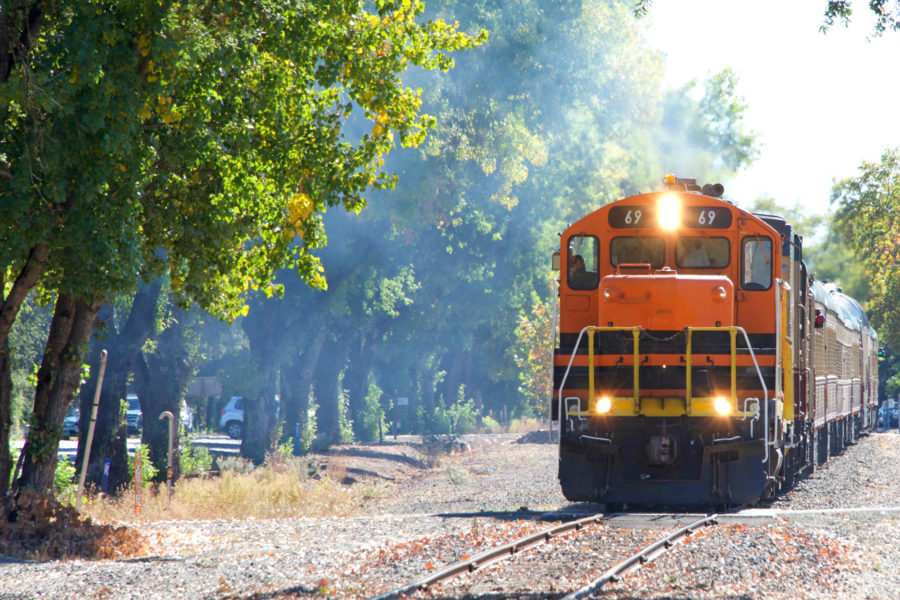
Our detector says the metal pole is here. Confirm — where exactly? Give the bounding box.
[76,349,108,507]
[134,446,142,515]
[159,411,175,509]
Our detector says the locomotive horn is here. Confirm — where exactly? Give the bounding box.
[702,183,725,198]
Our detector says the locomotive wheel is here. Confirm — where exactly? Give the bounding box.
[761,478,776,500]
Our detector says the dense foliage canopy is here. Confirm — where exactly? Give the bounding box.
[634,0,900,34]
[4,0,771,496]
[0,0,482,497]
[832,149,900,351]
[219,0,759,450]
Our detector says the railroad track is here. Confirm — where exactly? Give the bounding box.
[562,514,718,600]
[367,512,718,600]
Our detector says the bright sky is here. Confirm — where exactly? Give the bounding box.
[645,1,900,215]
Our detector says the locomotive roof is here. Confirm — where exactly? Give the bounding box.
[567,190,777,235]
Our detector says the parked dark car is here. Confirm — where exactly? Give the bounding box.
[62,406,79,439]
[126,394,142,435]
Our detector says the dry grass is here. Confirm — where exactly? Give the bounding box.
[506,417,546,434]
[323,456,348,484]
[79,458,361,523]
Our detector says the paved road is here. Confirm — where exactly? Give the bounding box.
[13,433,241,464]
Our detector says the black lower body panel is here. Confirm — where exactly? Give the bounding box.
[558,437,767,507]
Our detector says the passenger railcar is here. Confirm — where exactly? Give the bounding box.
[551,175,877,507]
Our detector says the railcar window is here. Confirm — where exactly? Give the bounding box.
[741,236,772,290]
[610,236,665,269]
[675,237,729,268]
[567,235,599,290]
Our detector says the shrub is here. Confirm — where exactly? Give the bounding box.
[7,447,77,502]
[54,457,77,501]
[354,379,385,442]
[480,415,502,433]
[181,436,213,477]
[219,454,254,475]
[128,444,159,485]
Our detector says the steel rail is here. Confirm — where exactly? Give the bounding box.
[561,514,719,600]
[367,513,605,600]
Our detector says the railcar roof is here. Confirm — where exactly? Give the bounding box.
[814,281,873,335]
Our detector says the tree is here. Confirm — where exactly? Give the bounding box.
[73,282,162,495]
[156,0,759,452]
[657,69,759,183]
[133,304,199,483]
[1,1,482,498]
[333,0,758,430]
[513,290,555,417]
[832,148,900,350]
[821,0,900,33]
[633,1,900,34]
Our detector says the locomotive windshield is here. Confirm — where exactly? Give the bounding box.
[610,236,665,268]
[675,237,730,268]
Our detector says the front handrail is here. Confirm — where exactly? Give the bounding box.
[734,326,770,464]
[557,325,641,458]
[557,326,642,416]
[556,325,771,463]
[685,326,738,414]
[684,325,770,463]
[588,326,641,411]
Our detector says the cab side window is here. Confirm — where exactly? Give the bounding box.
[567,235,599,290]
[741,236,772,290]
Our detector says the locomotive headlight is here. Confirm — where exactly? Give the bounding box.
[596,396,612,414]
[657,193,681,231]
[714,396,731,416]
[713,286,728,302]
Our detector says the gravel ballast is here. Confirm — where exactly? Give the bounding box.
[2,431,900,599]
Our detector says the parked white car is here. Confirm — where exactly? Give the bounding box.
[219,396,244,439]
[180,400,194,433]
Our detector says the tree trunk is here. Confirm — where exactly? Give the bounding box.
[281,323,327,449]
[132,305,194,481]
[239,301,284,465]
[346,329,378,442]
[442,350,465,405]
[18,293,100,495]
[75,282,162,494]
[314,334,345,448]
[241,366,279,465]
[0,244,48,500]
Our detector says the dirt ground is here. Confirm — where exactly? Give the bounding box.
[309,432,567,515]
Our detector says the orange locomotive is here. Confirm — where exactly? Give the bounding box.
[552,176,877,506]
